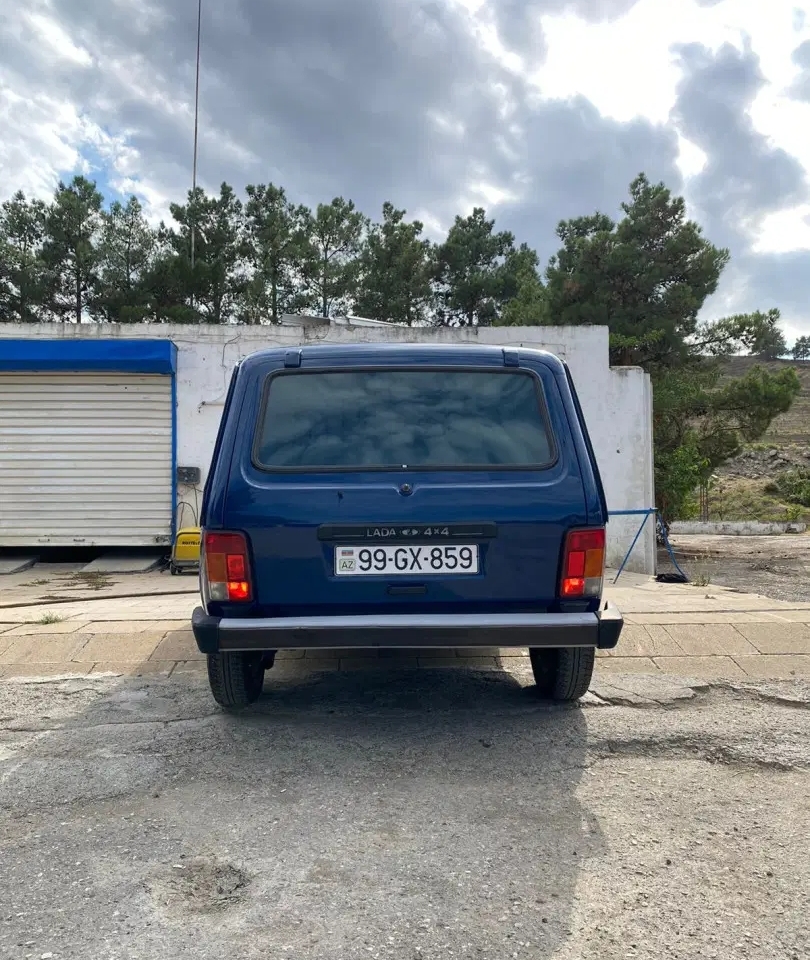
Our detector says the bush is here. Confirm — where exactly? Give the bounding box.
[775,469,810,507]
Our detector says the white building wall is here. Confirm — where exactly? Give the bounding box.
[0,322,656,573]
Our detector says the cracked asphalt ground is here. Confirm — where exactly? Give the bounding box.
[1,668,809,960]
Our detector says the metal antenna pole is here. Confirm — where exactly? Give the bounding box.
[190,0,202,274]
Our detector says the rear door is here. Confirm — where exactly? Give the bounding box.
[224,349,588,617]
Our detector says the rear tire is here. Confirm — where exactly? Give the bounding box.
[207,652,266,712]
[529,647,595,702]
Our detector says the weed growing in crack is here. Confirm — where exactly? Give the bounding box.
[37,612,65,625]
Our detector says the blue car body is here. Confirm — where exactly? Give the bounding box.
[192,344,622,683]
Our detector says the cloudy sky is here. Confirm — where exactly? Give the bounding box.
[2,0,810,340]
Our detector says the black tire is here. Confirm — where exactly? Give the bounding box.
[207,652,266,712]
[529,647,595,702]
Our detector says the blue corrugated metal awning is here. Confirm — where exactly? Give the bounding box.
[0,338,177,374]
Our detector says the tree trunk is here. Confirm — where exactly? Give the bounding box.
[322,250,328,317]
[75,265,82,324]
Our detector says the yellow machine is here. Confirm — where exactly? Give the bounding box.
[170,527,201,575]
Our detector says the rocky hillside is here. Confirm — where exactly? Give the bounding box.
[721,445,810,480]
[704,357,810,522]
[721,357,810,445]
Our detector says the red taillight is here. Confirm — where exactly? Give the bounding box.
[561,528,605,599]
[204,531,252,603]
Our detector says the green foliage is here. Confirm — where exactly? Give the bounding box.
[92,197,155,323]
[139,227,195,324]
[546,174,730,368]
[792,335,810,360]
[433,208,517,326]
[544,173,800,520]
[698,308,788,359]
[242,183,311,323]
[0,191,49,322]
[41,176,104,323]
[651,361,799,521]
[167,183,245,324]
[774,468,810,507]
[303,197,367,318]
[353,202,433,325]
[494,245,550,327]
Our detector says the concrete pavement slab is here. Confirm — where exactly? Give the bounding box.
[757,610,810,622]
[589,674,697,705]
[733,622,810,655]
[594,656,661,674]
[0,663,94,679]
[74,619,189,635]
[72,632,167,663]
[653,655,748,680]
[624,611,767,624]
[603,624,683,657]
[659,623,760,657]
[732,655,810,679]
[149,631,202,661]
[0,596,197,623]
[3,620,87,636]
[0,633,88,664]
[90,660,174,677]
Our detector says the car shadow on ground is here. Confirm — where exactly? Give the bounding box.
[1,662,604,959]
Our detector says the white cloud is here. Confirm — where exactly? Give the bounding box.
[24,11,93,67]
[531,0,810,257]
[752,206,810,254]
[675,134,708,179]
[532,0,721,124]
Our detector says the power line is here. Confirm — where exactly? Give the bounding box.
[190,0,202,274]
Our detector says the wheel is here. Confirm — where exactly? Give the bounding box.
[529,647,595,702]
[169,564,178,576]
[207,652,266,711]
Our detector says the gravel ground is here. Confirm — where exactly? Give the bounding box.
[1,668,809,960]
[664,534,810,603]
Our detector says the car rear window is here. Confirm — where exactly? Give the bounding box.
[253,369,556,470]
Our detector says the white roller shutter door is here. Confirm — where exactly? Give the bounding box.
[0,372,173,547]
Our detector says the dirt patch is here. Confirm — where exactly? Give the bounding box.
[598,733,798,772]
[663,533,810,602]
[58,572,115,592]
[146,857,250,914]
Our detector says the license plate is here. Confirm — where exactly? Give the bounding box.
[334,544,479,576]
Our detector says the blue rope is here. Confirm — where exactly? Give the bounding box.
[656,514,689,582]
[610,508,689,584]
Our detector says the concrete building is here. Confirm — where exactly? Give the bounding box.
[0,321,655,572]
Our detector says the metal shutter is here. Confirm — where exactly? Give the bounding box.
[0,372,173,547]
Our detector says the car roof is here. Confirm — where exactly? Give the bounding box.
[239,342,566,375]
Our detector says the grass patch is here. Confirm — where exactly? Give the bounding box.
[37,612,65,625]
[702,478,810,523]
